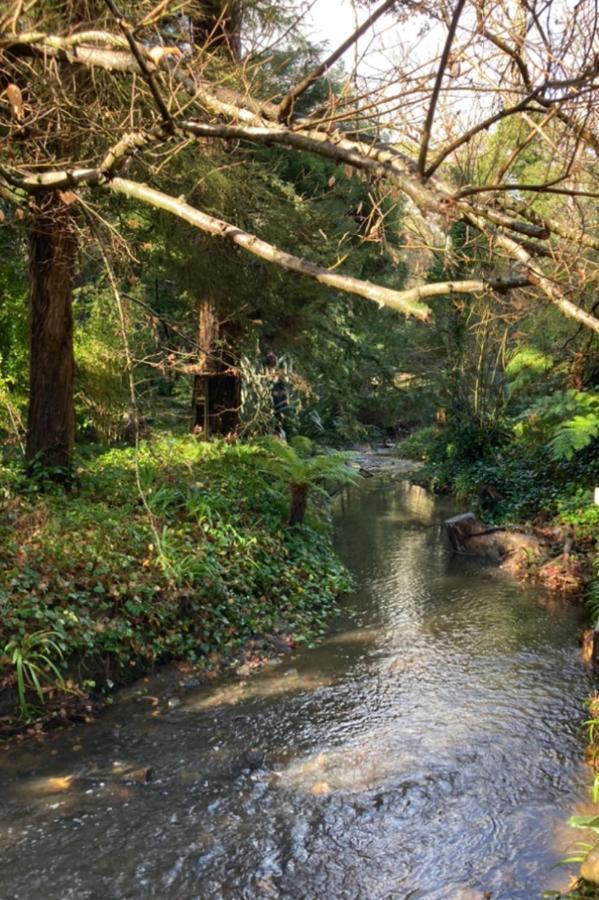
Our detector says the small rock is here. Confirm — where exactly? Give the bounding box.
[166,696,182,709]
[244,749,265,770]
[310,781,331,796]
[184,677,202,690]
[123,766,154,784]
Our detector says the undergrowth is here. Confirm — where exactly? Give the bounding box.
[0,435,352,725]
[399,423,599,535]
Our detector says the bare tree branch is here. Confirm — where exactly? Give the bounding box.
[101,0,175,131]
[277,0,397,123]
[417,0,467,176]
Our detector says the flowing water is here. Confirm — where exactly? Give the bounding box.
[0,479,593,899]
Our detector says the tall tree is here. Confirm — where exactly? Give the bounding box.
[1,0,598,465]
[25,194,77,469]
[190,300,241,435]
[188,0,242,435]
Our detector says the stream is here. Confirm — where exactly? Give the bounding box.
[0,478,593,899]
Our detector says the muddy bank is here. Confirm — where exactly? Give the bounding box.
[444,511,593,596]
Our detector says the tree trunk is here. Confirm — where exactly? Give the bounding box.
[190,299,240,437]
[289,482,309,526]
[26,194,76,472]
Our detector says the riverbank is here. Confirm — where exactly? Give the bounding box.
[397,427,598,599]
[0,436,351,739]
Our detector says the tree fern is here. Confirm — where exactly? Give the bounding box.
[258,437,356,525]
[516,389,599,460]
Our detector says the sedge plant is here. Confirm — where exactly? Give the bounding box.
[3,630,66,721]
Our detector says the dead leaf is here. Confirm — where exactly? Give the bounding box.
[6,83,24,121]
[58,191,78,206]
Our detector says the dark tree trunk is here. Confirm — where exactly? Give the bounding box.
[190,299,241,437]
[26,195,76,472]
[288,483,309,526]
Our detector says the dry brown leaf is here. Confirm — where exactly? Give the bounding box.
[6,84,24,121]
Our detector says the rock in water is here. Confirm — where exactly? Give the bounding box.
[244,749,265,770]
[580,848,599,884]
[444,512,485,553]
[120,766,154,784]
[311,782,331,796]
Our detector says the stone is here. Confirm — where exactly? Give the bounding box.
[310,781,331,796]
[121,765,154,784]
[244,749,265,770]
[166,696,182,709]
[580,847,599,883]
[444,513,485,553]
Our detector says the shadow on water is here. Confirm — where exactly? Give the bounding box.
[0,479,593,899]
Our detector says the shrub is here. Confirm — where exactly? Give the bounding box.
[397,426,440,461]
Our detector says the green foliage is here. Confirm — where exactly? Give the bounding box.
[259,436,356,523]
[586,554,599,625]
[566,674,599,893]
[289,435,314,458]
[516,390,599,460]
[418,421,598,528]
[75,333,128,442]
[0,226,28,439]
[557,491,599,544]
[3,630,66,722]
[396,426,440,461]
[506,347,555,401]
[0,226,28,391]
[259,436,354,488]
[0,436,352,722]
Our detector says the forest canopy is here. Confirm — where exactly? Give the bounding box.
[0,0,597,466]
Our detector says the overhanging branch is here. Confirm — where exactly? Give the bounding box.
[106,176,431,320]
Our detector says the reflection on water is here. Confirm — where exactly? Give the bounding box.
[0,480,592,899]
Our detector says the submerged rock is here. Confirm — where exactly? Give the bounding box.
[166,696,182,709]
[111,764,154,784]
[244,749,265,771]
[310,781,331,796]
